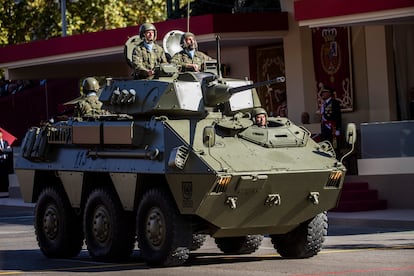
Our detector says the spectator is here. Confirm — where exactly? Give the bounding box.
[320,87,342,147]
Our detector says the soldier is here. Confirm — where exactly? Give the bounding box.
[320,87,342,146]
[131,23,168,79]
[74,77,105,117]
[252,107,268,128]
[170,32,212,72]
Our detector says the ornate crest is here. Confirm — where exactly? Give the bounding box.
[320,28,341,83]
[312,27,354,112]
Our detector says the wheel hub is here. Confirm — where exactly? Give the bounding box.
[146,207,165,248]
[93,205,110,243]
[43,205,58,240]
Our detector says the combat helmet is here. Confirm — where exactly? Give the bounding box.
[181,32,197,49]
[82,77,99,94]
[251,107,268,118]
[139,23,157,40]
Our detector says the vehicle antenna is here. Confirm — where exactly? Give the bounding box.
[187,0,190,32]
[216,35,222,78]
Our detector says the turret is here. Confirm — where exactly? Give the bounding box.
[99,67,285,117]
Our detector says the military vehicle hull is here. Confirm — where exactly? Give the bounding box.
[15,70,352,266]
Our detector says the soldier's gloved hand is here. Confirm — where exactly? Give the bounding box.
[187,64,199,72]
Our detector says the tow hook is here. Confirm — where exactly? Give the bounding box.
[308,192,320,205]
[265,194,281,206]
[226,196,238,209]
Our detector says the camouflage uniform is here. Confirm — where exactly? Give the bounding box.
[170,50,212,72]
[132,42,167,79]
[75,93,105,117]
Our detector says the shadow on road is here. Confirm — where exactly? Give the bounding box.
[0,248,284,273]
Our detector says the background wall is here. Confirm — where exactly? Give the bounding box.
[220,47,250,79]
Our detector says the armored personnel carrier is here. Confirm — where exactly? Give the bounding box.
[15,32,356,267]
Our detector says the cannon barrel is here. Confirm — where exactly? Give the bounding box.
[228,77,285,95]
[203,76,285,107]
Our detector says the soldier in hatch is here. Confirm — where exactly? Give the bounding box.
[131,23,168,79]
[74,77,106,117]
[252,107,268,128]
[170,32,213,72]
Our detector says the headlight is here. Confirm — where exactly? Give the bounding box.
[211,175,232,193]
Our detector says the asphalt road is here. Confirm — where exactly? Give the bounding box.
[1,206,413,275]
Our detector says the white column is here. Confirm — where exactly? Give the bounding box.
[280,0,315,124]
[365,25,396,122]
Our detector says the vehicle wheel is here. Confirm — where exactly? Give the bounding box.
[190,234,207,251]
[136,188,192,267]
[34,187,83,258]
[270,212,328,258]
[83,188,135,261]
[215,235,263,254]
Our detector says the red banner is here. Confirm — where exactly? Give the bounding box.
[312,27,353,112]
[0,127,17,146]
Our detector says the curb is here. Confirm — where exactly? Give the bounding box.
[328,216,414,229]
[0,196,35,208]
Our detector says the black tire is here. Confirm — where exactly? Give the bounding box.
[83,188,135,261]
[34,187,83,258]
[136,188,192,267]
[215,235,263,254]
[190,234,207,251]
[270,212,328,258]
